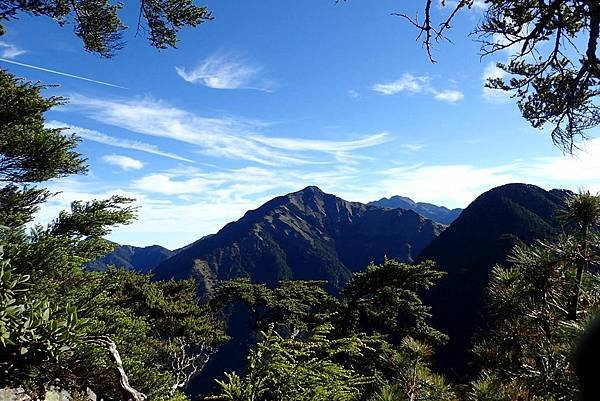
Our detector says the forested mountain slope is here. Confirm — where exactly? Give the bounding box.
[86,243,174,273]
[418,183,570,376]
[154,186,443,294]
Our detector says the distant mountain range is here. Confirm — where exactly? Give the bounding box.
[418,183,570,377]
[369,196,463,225]
[88,183,571,381]
[86,243,173,273]
[153,186,444,294]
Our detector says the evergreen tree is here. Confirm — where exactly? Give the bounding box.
[209,324,370,401]
[0,0,212,57]
[0,67,225,400]
[336,258,447,345]
[392,0,600,151]
[470,230,600,400]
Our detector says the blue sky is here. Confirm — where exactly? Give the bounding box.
[1,0,599,249]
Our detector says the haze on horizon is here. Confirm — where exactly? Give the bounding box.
[1,0,599,249]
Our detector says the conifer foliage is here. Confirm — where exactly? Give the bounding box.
[0,69,225,400]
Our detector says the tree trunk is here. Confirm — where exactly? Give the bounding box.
[569,225,589,320]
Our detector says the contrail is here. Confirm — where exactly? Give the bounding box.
[0,58,127,89]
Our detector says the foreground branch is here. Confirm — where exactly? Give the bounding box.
[85,336,147,401]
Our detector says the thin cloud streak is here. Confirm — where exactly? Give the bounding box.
[47,121,194,163]
[372,73,464,103]
[35,141,600,248]
[66,95,388,166]
[0,58,127,88]
[0,41,26,59]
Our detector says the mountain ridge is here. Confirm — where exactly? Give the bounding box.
[369,195,463,225]
[153,186,444,294]
[417,182,571,377]
[86,243,174,273]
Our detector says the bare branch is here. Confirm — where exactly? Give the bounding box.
[85,336,147,401]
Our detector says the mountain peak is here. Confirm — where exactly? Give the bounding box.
[369,196,462,225]
[296,185,324,196]
[155,188,443,292]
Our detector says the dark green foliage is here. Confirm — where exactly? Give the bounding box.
[0,248,87,379]
[65,269,226,400]
[140,0,212,50]
[0,185,51,229]
[0,70,86,184]
[367,337,456,401]
[211,278,334,337]
[478,0,600,151]
[337,258,446,345]
[400,0,600,151]
[0,69,225,400]
[209,325,371,401]
[208,258,452,401]
[470,199,600,401]
[49,196,137,238]
[560,191,600,319]
[0,0,212,57]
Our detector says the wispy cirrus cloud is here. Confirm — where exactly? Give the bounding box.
[372,73,464,103]
[347,90,360,99]
[65,94,389,166]
[46,121,194,163]
[372,74,430,95]
[0,41,26,59]
[36,139,600,248]
[434,89,464,102]
[175,53,272,91]
[249,133,390,163]
[103,154,144,171]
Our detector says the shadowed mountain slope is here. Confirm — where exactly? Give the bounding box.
[86,243,174,273]
[418,183,570,377]
[154,186,443,294]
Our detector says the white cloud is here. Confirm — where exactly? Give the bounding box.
[400,143,425,152]
[372,73,430,95]
[134,174,217,195]
[47,121,194,163]
[348,90,360,99]
[372,140,600,208]
[482,62,510,103]
[434,89,464,103]
[66,94,388,166]
[176,53,269,91]
[372,73,464,103]
[377,163,518,207]
[103,154,144,170]
[34,139,600,248]
[259,133,390,152]
[523,138,600,184]
[0,41,26,59]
